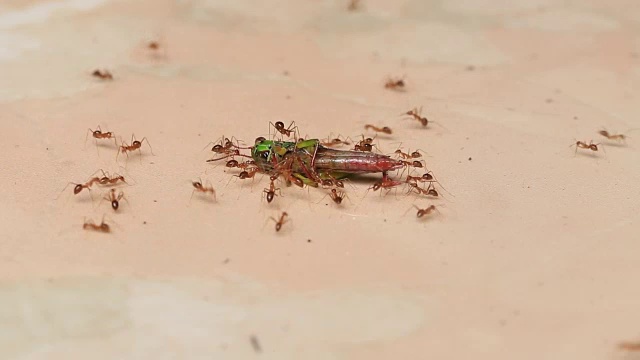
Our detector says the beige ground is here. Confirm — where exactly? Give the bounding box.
[1,0,640,359]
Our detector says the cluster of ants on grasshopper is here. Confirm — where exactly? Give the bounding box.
[203,114,446,232]
[58,125,155,233]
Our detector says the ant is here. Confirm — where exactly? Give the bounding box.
[235,168,260,180]
[598,129,627,143]
[270,121,299,138]
[103,189,128,211]
[329,188,347,204]
[85,126,117,148]
[353,136,376,152]
[321,134,352,147]
[394,149,422,159]
[58,175,102,199]
[91,69,113,80]
[364,125,392,135]
[414,204,438,218]
[97,171,129,187]
[117,134,154,161]
[400,160,424,168]
[269,211,289,232]
[205,136,242,154]
[406,171,437,184]
[404,107,429,127]
[371,176,403,192]
[83,215,111,233]
[263,175,281,203]
[407,182,439,197]
[384,76,406,91]
[570,140,601,156]
[191,179,216,202]
[226,159,256,170]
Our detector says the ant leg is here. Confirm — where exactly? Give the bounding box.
[139,137,155,156]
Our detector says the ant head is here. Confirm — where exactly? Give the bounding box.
[73,184,83,194]
[226,160,238,168]
[224,138,233,147]
[111,200,119,210]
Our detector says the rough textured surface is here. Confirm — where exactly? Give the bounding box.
[1,0,639,359]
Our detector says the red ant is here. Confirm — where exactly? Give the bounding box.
[91,69,113,80]
[58,175,102,199]
[570,140,601,156]
[394,149,422,159]
[371,176,403,192]
[329,188,347,204]
[226,159,256,170]
[83,215,111,233]
[405,107,429,126]
[269,211,289,232]
[102,189,128,211]
[235,168,260,180]
[364,125,392,135]
[263,175,281,203]
[117,134,154,161]
[191,178,216,202]
[270,121,299,138]
[384,76,406,91]
[408,182,439,197]
[97,171,129,187]
[85,126,117,148]
[321,135,352,147]
[400,160,424,168]
[205,136,241,154]
[353,136,376,152]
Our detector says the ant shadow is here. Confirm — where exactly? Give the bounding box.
[599,140,628,148]
[574,151,602,159]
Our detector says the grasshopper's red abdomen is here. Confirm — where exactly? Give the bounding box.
[314,148,404,174]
